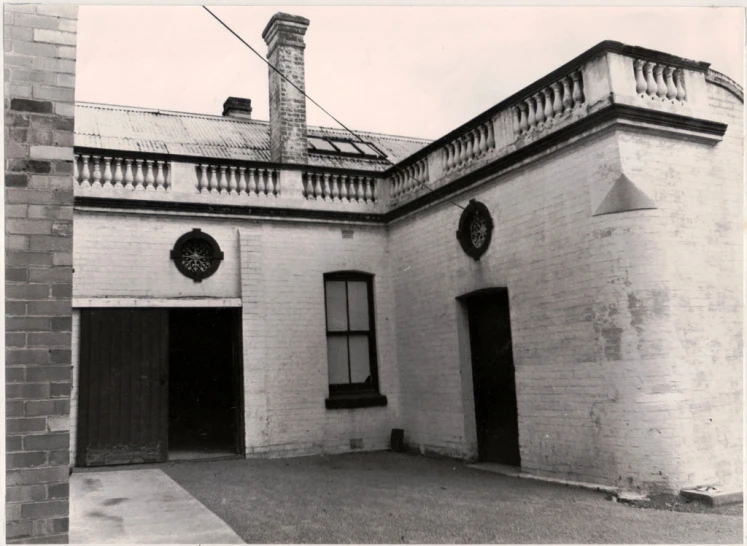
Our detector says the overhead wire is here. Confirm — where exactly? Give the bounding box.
[202,6,465,211]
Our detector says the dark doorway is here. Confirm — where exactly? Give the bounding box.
[77,309,169,467]
[168,308,243,460]
[466,289,520,466]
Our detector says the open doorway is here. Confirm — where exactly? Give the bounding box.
[168,308,243,461]
[466,289,520,466]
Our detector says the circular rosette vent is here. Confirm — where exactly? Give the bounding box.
[456,199,494,260]
[170,229,224,282]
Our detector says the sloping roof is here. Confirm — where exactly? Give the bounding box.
[74,102,430,172]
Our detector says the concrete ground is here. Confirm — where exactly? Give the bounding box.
[69,468,243,543]
[70,451,743,544]
[158,451,741,544]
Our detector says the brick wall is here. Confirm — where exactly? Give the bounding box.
[262,13,309,165]
[5,4,78,543]
[389,80,742,493]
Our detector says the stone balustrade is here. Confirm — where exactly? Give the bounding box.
[74,43,727,219]
[444,119,496,172]
[512,70,585,137]
[302,172,378,203]
[196,164,280,197]
[633,59,686,103]
[390,158,429,201]
[75,154,171,191]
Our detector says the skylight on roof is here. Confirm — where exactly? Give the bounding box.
[308,136,385,159]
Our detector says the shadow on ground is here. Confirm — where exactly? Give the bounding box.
[153,451,742,544]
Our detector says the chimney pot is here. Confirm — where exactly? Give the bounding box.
[222,97,253,120]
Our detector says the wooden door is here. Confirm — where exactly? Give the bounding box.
[467,290,521,465]
[77,309,169,467]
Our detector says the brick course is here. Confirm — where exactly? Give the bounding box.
[4,4,77,543]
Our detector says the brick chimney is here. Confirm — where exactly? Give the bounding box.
[262,12,310,165]
[222,97,253,119]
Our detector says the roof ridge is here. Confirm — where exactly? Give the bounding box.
[76,101,270,125]
[76,101,431,143]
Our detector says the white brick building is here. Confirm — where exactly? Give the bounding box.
[70,13,743,496]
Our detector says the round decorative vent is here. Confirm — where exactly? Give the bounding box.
[170,229,224,282]
[456,199,494,260]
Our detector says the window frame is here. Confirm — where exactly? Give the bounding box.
[323,272,384,405]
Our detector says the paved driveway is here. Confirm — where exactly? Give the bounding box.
[156,451,742,544]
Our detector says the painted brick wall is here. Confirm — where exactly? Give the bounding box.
[71,212,399,458]
[4,4,78,543]
[73,212,241,299]
[239,222,399,456]
[389,82,742,493]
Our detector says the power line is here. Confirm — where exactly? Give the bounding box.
[202,6,465,211]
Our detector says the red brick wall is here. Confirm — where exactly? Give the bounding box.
[4,4,77,543]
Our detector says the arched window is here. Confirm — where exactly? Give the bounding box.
[323,272,386,409]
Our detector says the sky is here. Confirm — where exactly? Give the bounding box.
[75,5,744,140]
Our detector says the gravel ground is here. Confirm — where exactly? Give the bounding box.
[155,451,742,544]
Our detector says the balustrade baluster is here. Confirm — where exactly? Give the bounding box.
[551,83,563,117]
[445,144,453,170]
[80,155,90,187]
[272,170,279,197]
[228,166,238,195]
[543,88,553,121]
[123,159,134,190]
[310,172,319,200]
[561,77,573,113]
[512,108,521,136]
[145,160,155,190]
[372,179,378,203]
[102,157,112,187]
[674,69,686,101]
[155,161,166,190]
[217,166,227,194]
[634,60,647,95]
[134,159,145,190]
[571,71,584,106]
[329,174,338,201]
[364,178,372,203]
[198,165,208,193]
[663,67,677,101]
[644,62,657,98]
[654,65,667,100]
[113,158,123,188]
[487,121,495,149]
[464,135,473,162]
[208,165,218,193]
[534,93,545,126]
[73,155,79,184]
[519,103,528,133]
[91,156,102,188]
[248,168,258,196]
[238,167,247,195]
[526,98,536,129]
[320,173,329,200]
[164,163,171,191]
[477,123,488,155]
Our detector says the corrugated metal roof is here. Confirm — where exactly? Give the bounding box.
[75,102,430,171]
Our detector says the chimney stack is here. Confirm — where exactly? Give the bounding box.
[262,12,310,165]
[222,97,253,119]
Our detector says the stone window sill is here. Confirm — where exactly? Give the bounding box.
[325,393,388,409]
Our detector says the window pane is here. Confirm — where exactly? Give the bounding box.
[325,281,348,331]
[309,137,336,152]
[349,335,371,384]
[334,141,361,154]
[355,142,381,157]
[327,337,349,384]
[348,281,369,331]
